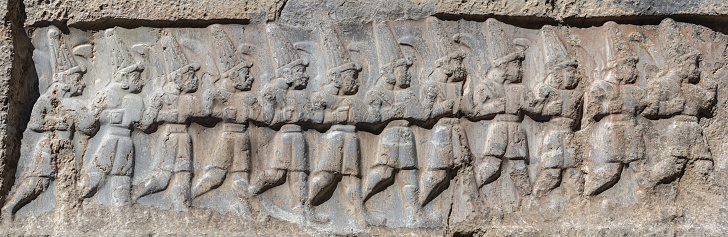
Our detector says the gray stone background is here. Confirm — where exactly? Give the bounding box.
[2,0,728,235]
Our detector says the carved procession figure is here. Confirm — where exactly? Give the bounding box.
[362,20,421,224]
[468,19,536,197]
[363,21,417,124]
[193,25,257,199]
[133,32,201,210]
[79,28,148,207]
[582,22,646,195]
[3,27,96,217]
[249,23,314,220]
[419,18,471,207]
[639,19,716,188]
[530,26,582,195]
[307,24,365,219]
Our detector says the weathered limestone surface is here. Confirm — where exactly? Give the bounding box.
[2,0,728,236]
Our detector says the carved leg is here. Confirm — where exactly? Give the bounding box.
[533,168,562,196]
[169,171,192,211]
[420,169,448,207]
[78,171,105,198]
[2,177,50,218]
[363,165,394,201]
[308,171,336,206]
[249,169,286,194]
[191,167,227,199]
[475,155,502,188]
[109,175,132,207]
[646,155,686,188]
[132,170,172,201]
[584,162,622,196]
[509,160,532,196]
[230,171,250,193]
[400,169,420,223]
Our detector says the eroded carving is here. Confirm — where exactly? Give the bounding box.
[9,17,727,234]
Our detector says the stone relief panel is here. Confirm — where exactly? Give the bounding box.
[6,17,725,234]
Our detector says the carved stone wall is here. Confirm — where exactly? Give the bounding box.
[2,0,728,236]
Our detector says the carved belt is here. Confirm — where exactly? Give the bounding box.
[494,114,519,122]
[672,114,698,123]
[280,124,302,133]
[222,123,246,132]
[102,125,132,136]
[602,114,631,122]
[329,124,356,133]
[160,123,187,133]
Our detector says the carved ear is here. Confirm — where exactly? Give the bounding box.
[453,33,475,50]
[73,44,93,58]
[294,41,319,56]
[398,35,416,47]
[238,43,255,55]
[131,44,150,56]
[347,41,365,52]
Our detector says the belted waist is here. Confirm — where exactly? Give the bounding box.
[549,117,575,127]
[672,114,698,123]
[222,123,247,132]
[55,130,73,140]
[494,114,519,122]
[330,124,356,133]
[603,114,631,122]
[160,123,187,133]
[387,120,410,128]
[101,125,132,136]
[281,124,302,133]
[437,117,460,125]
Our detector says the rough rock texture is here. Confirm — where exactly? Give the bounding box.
[2,0,728,236]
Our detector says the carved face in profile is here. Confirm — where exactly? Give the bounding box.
[338,68,360,95]
[546,65,578,89]
[65,72,86,96]
[125,70,145,93]
[174,65,199,93]
[442,55,467,82]
[228,65,254,91]
[675,54,701,83]
[290,64,309,90]
[504,60,523,83]
[612,59,637,84]
[394,63,412,89]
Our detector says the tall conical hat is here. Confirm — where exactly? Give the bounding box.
[48,26,84,79]
[427,17,463,62]
[104,28,141,75]
[657,18,700,65]
[160,33,191,74]
[320,24,360,74]
[373,20,411,71]
[210,24,240,74]
[540,25,575,70]
[604,21,637,68]
[484,18,525,67]
[266,23,307,74]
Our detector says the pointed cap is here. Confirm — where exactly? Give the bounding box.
[161,33,198,74]
[657,18,701,65]
[427,17,463,61]
[48,26,84,78]
[485,19,526,67]
[604,21,637,68]
[540,25,575,70]
[104,28,141,75]
[320,24,360,74]
[373,20,411,72]
[266,23,307,73]
[210,24,251,75]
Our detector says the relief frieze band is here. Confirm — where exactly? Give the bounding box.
[6,17,723,233]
